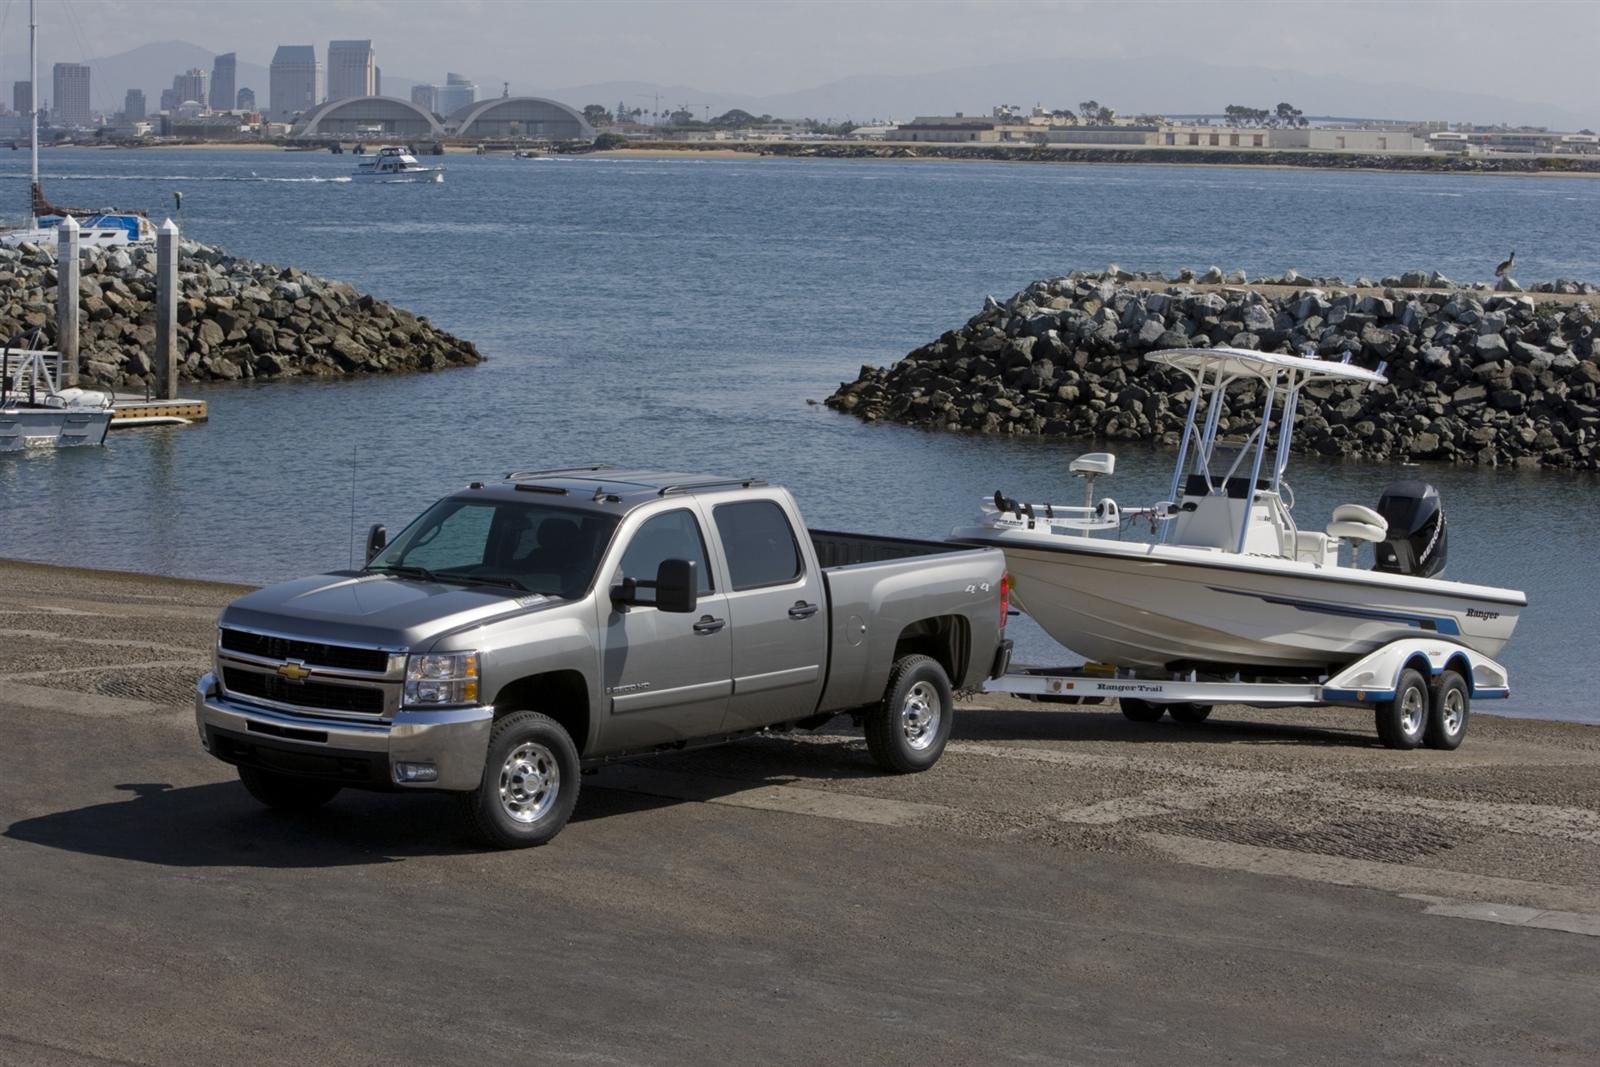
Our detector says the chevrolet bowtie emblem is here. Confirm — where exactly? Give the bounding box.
[276,661,312,682]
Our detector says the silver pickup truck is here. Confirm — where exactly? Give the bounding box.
[195,468,1012,846]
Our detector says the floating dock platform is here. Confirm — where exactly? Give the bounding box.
[110,394,209,426]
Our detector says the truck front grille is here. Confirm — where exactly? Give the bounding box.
[220,628,391,674]
[223,667,386,715]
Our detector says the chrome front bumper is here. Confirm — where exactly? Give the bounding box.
[194,671,493,791]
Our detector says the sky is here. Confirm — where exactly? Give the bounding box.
[5,0,1597,117]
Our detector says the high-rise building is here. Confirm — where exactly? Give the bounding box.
[326,39,375,101]
[209,52,236,111]
[435,72,476,118]
[373,67,381,97]
[236,87,256,112]
[172,68,207,107]
[123,88,145,120]
[270,45,321,120]
[411,84,438,114]
[13,81,31,117]
[159,88,177,113]
[51,63,91,126]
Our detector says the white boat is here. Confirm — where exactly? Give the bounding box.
[353,146,445,183]
[1,344,113,451]
[949,347,1526,673]
[0,0,154,249]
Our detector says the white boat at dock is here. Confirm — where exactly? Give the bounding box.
[0,0,154,249]
[1,344,113,452]
[352,146,445,183]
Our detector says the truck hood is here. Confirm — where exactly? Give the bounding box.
[220,571,562,651]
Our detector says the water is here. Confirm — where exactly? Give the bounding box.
[2,148,1597,722]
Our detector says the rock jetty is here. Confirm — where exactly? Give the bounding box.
[0,240,481,389]
[827,270,1600,470]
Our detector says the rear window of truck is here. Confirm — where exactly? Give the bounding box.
[713,500,803,591]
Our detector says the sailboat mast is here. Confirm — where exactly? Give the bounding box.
[29,0,38,222]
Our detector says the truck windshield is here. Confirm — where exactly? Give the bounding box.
[367,497,619,599]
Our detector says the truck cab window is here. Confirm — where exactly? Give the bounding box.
[713,500,802,590]
[619,509,714,597]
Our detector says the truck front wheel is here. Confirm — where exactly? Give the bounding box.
[866,654,953,774]
[237,766,342,811]
[458,711,581,849]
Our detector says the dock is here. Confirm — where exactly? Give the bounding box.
[109,393,209,425]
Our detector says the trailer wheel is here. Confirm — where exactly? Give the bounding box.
[237,766,342,812]
[458,711,581,848]
[865,654,953,773]
[1374,668,1428,750]
[1424,670,1470,751]
[1167,703,1212,725]
[1119,699,1166,723]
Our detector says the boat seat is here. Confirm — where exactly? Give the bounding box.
[1327,519,1386,544]
[1327,503,1387,545]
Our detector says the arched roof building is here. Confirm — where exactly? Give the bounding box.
[446,97,594,141]
[292,95,444,138]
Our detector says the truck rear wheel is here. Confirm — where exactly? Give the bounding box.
[237,766,342,811]
[1167,703,1212,725]
[1375,668,1428,750]
[458,711,581,848]
[1424,670,1469,751]
[865,654,953,773]
[1119,699,1166,723]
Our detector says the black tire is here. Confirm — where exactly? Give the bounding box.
[458,711,581,848]
[1120,698,1166,723]
[1375,668,1429,750]
[865,654,953,774]
[1167,703,1213,725]
[1424,670,1470,751]
[237,765,342,811]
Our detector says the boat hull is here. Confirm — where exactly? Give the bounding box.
[0,406,112,451]
[351,170,444,184]
[953,529,1524,671]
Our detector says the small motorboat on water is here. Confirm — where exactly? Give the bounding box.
[353,146,445,183]
[949,347,1527,675]
[1,342,113,451]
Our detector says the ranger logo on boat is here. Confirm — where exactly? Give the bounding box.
[1466,608,1501,621]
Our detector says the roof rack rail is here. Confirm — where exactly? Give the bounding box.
[658,477,768,496]
[505,464,615,480]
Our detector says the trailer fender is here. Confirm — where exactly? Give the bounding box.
[1322,639,1510,703]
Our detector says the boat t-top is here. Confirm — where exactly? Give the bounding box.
[950,346,1526,747]
[353,146,445,184]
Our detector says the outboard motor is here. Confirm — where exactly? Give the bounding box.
[1373,480,1448,578]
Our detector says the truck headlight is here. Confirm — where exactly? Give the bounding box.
[404,652,480,707]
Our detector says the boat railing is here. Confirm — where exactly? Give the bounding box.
[1,344,63,402]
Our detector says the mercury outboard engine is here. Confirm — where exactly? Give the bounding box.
[1373,480,1448,578]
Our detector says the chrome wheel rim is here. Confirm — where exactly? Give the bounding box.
[902,680,941,751]
[1441,688,1465,735]
[1401,686,1426,736]
[499,742,560,824]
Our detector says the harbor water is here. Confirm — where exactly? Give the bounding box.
[1,149,1596,722]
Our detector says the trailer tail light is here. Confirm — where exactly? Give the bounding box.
[999,572,1010,631]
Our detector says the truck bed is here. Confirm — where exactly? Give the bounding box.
[809,529,978,569]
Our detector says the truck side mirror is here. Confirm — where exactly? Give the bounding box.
[365,524,387,563]
[654,559,698,613]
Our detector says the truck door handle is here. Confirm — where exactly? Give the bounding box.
[788,602,819,619]
[693,616,726,635]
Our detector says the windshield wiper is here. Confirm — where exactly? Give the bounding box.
[366,563,441,582]
[451,574,530,592]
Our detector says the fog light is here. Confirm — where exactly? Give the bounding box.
[394,761,438,783]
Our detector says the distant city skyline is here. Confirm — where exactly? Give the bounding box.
[0,1,1589,123]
